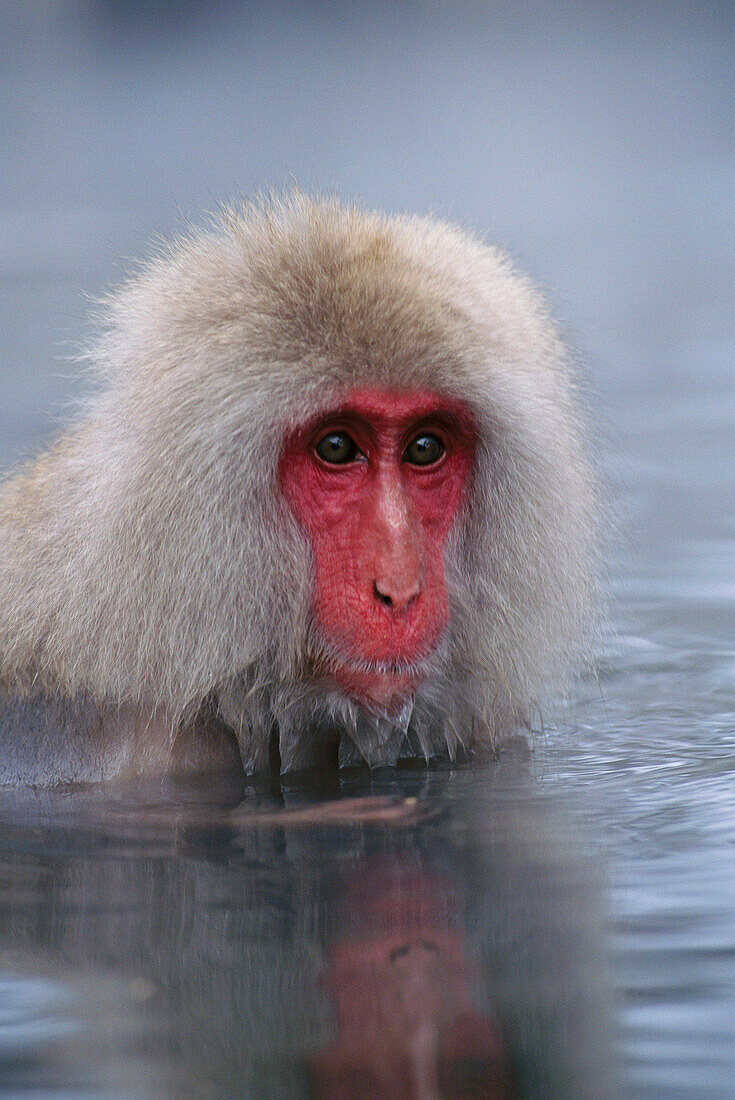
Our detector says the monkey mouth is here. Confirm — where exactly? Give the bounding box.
[315,643,432,710]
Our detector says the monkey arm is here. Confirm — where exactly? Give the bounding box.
[0,694,111,786]
[0,693,243,787]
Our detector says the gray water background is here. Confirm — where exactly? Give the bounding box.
[0,3,733,1096]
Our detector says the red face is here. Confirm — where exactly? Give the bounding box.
[309,862,516,1099]
[279,388,476,711]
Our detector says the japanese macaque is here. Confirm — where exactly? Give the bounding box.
[0,193,597,784]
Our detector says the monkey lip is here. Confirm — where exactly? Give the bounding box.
[336,666,419,710]
[317,646,431,709]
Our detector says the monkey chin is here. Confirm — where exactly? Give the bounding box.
[322,651,428,715]
[316,637,440,717]
[333,667,420,715]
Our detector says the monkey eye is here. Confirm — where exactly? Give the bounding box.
[403,433,445,466]
[315,431,360,464]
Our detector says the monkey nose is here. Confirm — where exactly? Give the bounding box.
[372,575,420,615]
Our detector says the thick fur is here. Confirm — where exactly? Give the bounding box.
[0,193,597,780]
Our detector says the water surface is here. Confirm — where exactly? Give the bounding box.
[0,760,616,1097]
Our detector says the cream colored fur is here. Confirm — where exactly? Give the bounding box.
[0,192,597,781]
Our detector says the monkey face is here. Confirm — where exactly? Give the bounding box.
[279,389,476,713]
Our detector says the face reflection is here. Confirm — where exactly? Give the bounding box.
[308,866,517,1099]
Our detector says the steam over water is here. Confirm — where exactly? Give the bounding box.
[0,4,733,1095]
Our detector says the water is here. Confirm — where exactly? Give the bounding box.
[0,3,733,1096]
[0,762,619,1097]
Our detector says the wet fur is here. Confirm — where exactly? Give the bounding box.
[0,193,597,782]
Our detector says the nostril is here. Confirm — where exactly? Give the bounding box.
[373,579,421,613]
[373,581,393,607]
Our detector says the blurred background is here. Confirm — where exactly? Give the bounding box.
[1,0,733,459]
[1,3,734,1095]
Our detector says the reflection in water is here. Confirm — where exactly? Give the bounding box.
[0,965,166,1098]
[0,751,615,1097]
[308,857,517,1098]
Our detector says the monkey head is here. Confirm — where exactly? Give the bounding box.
[0,194,598,776]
